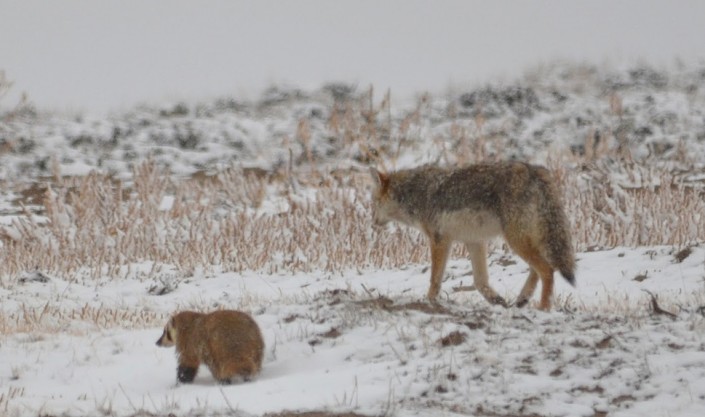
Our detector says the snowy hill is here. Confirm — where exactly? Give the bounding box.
[1,63,705,417]
[2,63,705,182]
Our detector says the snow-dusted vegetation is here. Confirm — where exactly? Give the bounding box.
[1,62,705,417]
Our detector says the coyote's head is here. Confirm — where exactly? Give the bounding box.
[370,168,407,227]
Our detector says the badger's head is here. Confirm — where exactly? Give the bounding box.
[155,317,177,347]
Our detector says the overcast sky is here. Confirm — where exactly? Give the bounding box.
[2,0,705,114]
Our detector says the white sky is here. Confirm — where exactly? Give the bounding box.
[2,0,705,114]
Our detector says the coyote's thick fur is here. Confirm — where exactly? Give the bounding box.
[370,161,575,310]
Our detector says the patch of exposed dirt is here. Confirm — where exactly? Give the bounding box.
[439,330,467,347]
[472,405,544,417]
[265,412,378,417]
[390,301,452,315]
[319,327,341,339]
[354,295,394,310]
[354,296,453,315]
[674,246,692,263]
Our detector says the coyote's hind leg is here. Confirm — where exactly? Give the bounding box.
[516,269,539,308]
[505,237,555,311]
[466,242,508,307]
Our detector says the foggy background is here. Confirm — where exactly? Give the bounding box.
[2,0,705,115]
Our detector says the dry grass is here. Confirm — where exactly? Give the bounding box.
[265,413,377,417]
[557,161,705,249]
[0,386,25,415]
[0,70,33,122]
[0,87,703,298]
[0,156,703,287]
[0,302,164,334]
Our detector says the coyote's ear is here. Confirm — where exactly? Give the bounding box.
[369,167,389,188]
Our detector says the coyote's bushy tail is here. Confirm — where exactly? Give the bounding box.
[540,183,576,286]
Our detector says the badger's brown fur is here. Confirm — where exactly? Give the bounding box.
[156,310,264,384]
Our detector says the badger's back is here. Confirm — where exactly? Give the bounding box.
[202,310,265,374]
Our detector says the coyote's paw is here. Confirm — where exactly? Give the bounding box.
[490,295,509,308]
[427,297,441,307]
[515,298,529,308]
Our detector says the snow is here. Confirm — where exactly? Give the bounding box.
[1,246,704,417]
[2,62,705,416]
[3,1,705,115]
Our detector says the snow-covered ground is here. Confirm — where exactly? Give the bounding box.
[1,63,705,417]
[1,246,704,417]
[2,62,705,183]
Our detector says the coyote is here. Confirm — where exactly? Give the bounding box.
[370,161,575,310]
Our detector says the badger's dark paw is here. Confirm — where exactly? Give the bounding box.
[177,365,197,383]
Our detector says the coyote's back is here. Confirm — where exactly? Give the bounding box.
[371,161,575,310]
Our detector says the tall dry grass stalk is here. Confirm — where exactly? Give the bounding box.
[0,303,162,334]
[1,87,704,287]
[1,155,703,286]
[566,171,704,249]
